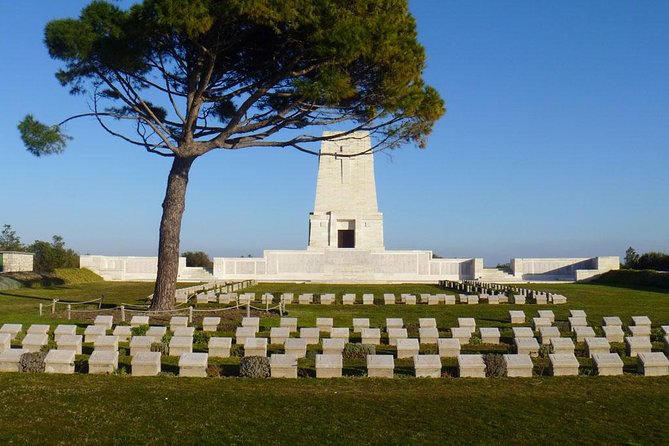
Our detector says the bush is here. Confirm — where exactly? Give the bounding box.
[469,334,482,346]
[343,343,375,359]
[483,353,506,377]
[239,356,270,378]
[593,269,669,291]
[230,344,244,357]
[539,344,552,358]
[150,341,169,355]
[19,351,48,373]
[131,324,149,336]
[193,331,211,345]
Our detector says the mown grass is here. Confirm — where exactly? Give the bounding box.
[0,374,667,445]
[0,280,668,444]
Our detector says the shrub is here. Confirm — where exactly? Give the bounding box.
[230,344,244,357]
[150,341,169,355]
[206,364,224,377]
[193,331,211,345]
[131,324,149,336]
[19,351,48,373]
[468,334,482,346]
[343,343,375,359]
[483,353,506,377]
[239,356,270,378]
[539,344,553,358]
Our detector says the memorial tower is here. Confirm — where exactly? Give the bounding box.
[308,131,385,251]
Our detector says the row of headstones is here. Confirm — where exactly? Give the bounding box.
[193,291,565,306]
[175,280,255,303]
[1,349,668,378]
[441,280,563,302]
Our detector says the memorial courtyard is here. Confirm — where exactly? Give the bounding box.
[0,277,667,444]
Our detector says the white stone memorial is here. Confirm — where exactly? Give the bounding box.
[362,294,374,305]
[457,354,486,378]
[56,334,83,355]
[625,336,652,357]
[539,326,561,345]
[396,338,420,359]
[54,325,77,342]
[437,338,461,358]
[514,337,540,357]
[284,338,308,358]
[330,327,350,341]
[130,316,150,327]
[94,335,119,352]
[479,327,501,345]
[602,316,622,327]
[208,337,232,357]
[280,317,298,332]
[352,318,370,333]
[602,326,624,343]
[129,336,153,356]
[537,310,555,323]
[316,318,333,334]
[0,348,27,372]
[573,326,596,343]
[113,325,132,342]
[0,333,11,353]
[169,316,189,331]
[27,324,50,335]
[637,352,669,376]
[94,315,114,330]
[386,318,404,329]
[414,355,442,378]
[315,354,342,378]
[235,327,256,345]
[146,326,167,342]
[244,338,268,357]
[342,294,356,305]
[22,333,48,353]
[504,354,534,378]
[419,327,439,344]
[169,336,193,357]
[512,327,534,339]
[591,353,623,376]
[44,349,75,374]
[361,328,381,345]
[132,351,161,376]
[202,317,221,332]
[450,327,472,344]
[549,353,579,376]
[550,338,575,355]
[270,327,291,345]
[84,325,107,344]
[300,327,320,345]
[174,326,195,338]
[419,318,437,329]
[270,354,298,378]
[89,350,119,374]
[509,311,525,324]
[0,324,22,340]
[179,352,208,377]
[366,355,394,378]
[387,328,408,346]
[584,337,610,357]
[241,317,260,332]
[321,338,346,355]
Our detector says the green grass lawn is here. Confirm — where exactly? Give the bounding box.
[0,280,668,444]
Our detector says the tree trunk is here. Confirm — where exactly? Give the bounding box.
[150,155,196,310]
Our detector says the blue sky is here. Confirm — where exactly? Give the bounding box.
[1,1,668,266]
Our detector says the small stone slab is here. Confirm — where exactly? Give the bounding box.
[549,353,580,376]
[322,338,346,355]
[0,333,11,353]
[625,336,652,357]
[130,316,150,327]
[146,326,167,342]
[244,338,268,357]
[592,353,623,376]
[0,348,28,372]
[320,294,335,305]
[84,325,107,343]
[457,354,485,378]
[534,294,547,305]
[202,317,221,332]
[466,295,479,305]
[414,354,442,378]
[173,326,195,338]
[0,324,22,340]
[342,294,356,305]
[487,294,499,305]
[585,337,610,357]
[129,336,153,356]
[631,316,652,327]
[169,316,189,331]
[270,354,298,378]
[298,293,313,305]
[284,338,307,358]
[315,354,342,378]
[387,328,408,346]
[112,326,132,342]
[396,338,420,359]
[280,317,298,332]
[509,311,525,324]
[569,310,587,318]
[208,337,232,357]
[241,317,260,332]
[550,337,575,354]
[513,295,526,304]
[573,326,597,343]
[512,327,534,339]
[458,318,476,329]
[602,326,625,343]
[479,327,500,345]
[404,295,417,305]
[602,316,622,327]
[428,295,440,305]
[169,336,193,357]
[280,293,293,305]
[22,333,48,353]
[419,318,437,329]
[552,295,567,304]
[94,335,119,352]
[44,349,75,374]
[261,293,274,304]
[450,327,472,344]
[383,294,396,305]
[514,337,540,357]
[54,325,77,342]
[361,328,381,345]
[532,317,552,330]
[235,327,256,345]
[438,338,461,358]
[362,294,374,305]
[316,318,333,333]
[299,327,320,345]
[270,327,291,344]
[179,352,208,377]
[504,354,534,378]
[568,317,588,331]
[386,318,404,329]
[89,350,119,374]
[628,325,651,337]
[330,327,350,341]
[366,355,394,378]
[132,351,161,376]
[637,352,669,376]
[537,310,555,323]
[419,327,439,344]
[94,315,114,330]
[539,326,561,345]
[27,324,50,335]
[443,294,456,305]
[353,318,370,333]
[57,335,83,355]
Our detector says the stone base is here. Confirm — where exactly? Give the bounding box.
[132,352,161,376]
[0,349,27,372]
[44,350,76,375]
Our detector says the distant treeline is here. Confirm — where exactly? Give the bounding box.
[624,247,669,271]
[594,269,669,291]
[0,224,78,273]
